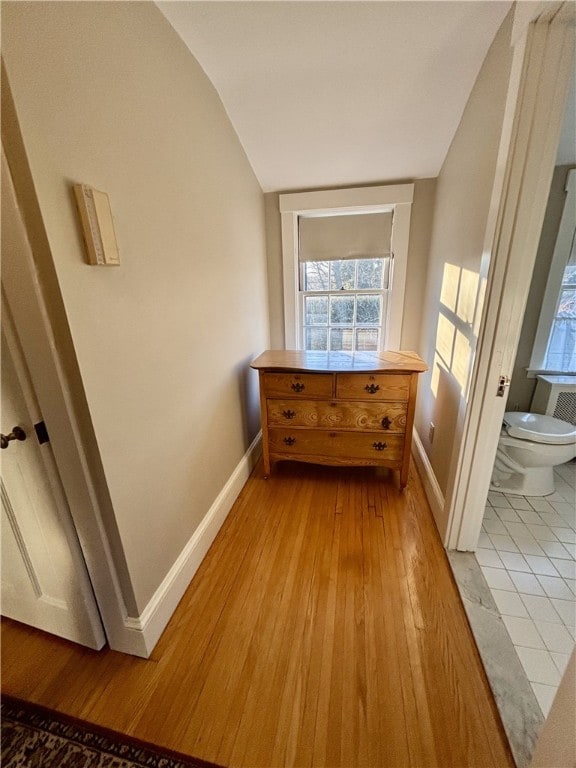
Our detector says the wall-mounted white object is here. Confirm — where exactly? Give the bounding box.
[73,184,120,266]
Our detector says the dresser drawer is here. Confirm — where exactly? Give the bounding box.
[262,372,333,398]
[268,428,404,463]
[267,399,407,432]
[336,373,411,401]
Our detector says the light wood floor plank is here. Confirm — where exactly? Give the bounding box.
[1,459,514,768]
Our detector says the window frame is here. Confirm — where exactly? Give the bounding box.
[529,168,576,375]
[279,184,414,351]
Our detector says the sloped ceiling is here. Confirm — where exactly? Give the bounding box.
[157,1,512,192]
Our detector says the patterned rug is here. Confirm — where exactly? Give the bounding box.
[1,695,223,768]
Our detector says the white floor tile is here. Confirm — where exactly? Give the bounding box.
[539,512,570,528]
[539,541,572,560]
[492,589,530,618]
[526,498,556,513]
[478,531,494,549]
[513,537,545,556]
[495,508,523,524]
[521,594,563,624]
[551,502,575,516]
[555,482,576,503]
[551,527,576,544]
[498,551,531,573]
[535,621,575,654]
[483,519,508,535]
[537,575,574,600]
[531,683,557,717]
[525,555,560,577]
[481,566,515,591]
[551,652,572,676]
[475,549,504,569]
[488,492,512,508]
[516,647,560,685]
[565,578,576,596]
[551,558,576,579]
[501,615,545,649]
[489,534,519,553]
[517,510,545,526]
[510,571,545,595]
[504,521,533,539]
[483,506,498,520]
[506,496,533,511]
[527,524,559,542]
[550,598,576,627]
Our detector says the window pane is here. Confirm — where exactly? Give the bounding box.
[356,295,381,325]
[357,259,384,289]
[356,329,379,351]
[304,295,328,325]
[330,295,355,324]
[329,260,355,290]
[305,327,328,350]
[330,328,354,351]
[557,288,576,318]
[545,319,576,371]
[303,261,329,291]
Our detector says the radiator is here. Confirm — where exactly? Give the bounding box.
[531,375,576,425]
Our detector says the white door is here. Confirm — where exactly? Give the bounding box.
[1,305,106,650]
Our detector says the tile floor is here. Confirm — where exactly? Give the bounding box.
[476,461,575,718]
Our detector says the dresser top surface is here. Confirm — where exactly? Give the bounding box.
[251,349,428,374]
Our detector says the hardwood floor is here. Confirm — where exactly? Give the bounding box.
[1,460,514,768]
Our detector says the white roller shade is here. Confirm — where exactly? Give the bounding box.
[299,211,392,262]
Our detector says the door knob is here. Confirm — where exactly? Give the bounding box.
[1,426,27,449]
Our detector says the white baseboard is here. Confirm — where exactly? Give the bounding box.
[411,428,445,531]
[121,433,262,658]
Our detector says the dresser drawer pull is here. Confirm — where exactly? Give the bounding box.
[372,441,388,451]
[365,383,380,394]
[381,416,391,430]
[291,382,305,392]
[282,409,296,420]
[283,436,296,446]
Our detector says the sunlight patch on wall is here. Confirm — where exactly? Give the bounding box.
[431,263,483,398]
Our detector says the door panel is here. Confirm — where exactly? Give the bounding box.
[1,316,105,649]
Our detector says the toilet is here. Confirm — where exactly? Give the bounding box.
[490,412,576,496]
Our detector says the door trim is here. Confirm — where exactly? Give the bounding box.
[445,3,575,550]
[1,146,148,656]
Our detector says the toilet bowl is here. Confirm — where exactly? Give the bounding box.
[490,412,576,496]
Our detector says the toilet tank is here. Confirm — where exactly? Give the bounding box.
[531,375,576,425]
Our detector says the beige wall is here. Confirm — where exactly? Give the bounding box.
[2,1,269,612]
[264,179,436,351]
[414,10,513,531]
[508,165,576,412]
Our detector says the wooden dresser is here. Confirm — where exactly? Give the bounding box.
[251,350,428,488]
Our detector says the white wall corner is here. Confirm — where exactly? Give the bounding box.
[411,428,446,536]
[122,433,262,658]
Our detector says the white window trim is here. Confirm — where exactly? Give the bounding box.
[279,184,414,350]
[529,168,575,376]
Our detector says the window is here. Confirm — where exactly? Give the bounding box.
[279,185,414,351]
[530,169,576,374]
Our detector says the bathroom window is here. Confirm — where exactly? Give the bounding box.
[279,184,414,351]
[530,169,576,374]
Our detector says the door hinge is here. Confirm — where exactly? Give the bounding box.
[34,421,50,445]
[496,375,511,398]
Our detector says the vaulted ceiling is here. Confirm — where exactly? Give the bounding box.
[157,1,512,192]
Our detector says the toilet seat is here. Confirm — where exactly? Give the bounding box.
[503,412,576,445]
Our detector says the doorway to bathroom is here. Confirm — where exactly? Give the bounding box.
[474,156,575,720]
[446,9,575,766]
